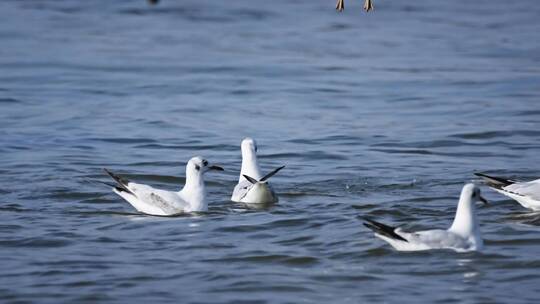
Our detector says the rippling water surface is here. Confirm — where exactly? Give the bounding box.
[1,0,540,303]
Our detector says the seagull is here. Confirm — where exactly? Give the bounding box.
[336,0,373,12]
[103,156,223,216]
[231,138,285,204]
[363,184,488,252]
[475,172,540,210]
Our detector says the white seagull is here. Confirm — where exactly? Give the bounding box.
[231,138,285,204]
[104,156,223,216]
[363,184,488,252]
[475,172,540,210]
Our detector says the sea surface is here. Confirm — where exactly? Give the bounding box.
[1,0,540,303]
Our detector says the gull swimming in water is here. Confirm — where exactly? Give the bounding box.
[231,138,285,204]
[104,156,223,216]
[475,172,540,210]
[364,184,488,252]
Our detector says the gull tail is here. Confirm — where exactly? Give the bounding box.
[104,168,136,196]
[475,172,514,190]
[363,217,408,242]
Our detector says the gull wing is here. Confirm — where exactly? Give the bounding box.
[104,168,136,195]
[363,218,408,242]
[475,172,515,190]
[504,179,540,201]
[231,180,254,202]
[104,169,187,215]
[127,183,188,215]
[411,230,470,250]
[260,165,285,182]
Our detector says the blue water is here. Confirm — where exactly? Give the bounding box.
[1,0,540,303]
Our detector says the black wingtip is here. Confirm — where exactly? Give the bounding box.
[103,168,135,196]
[260,165,285,182]
[103,167,112,175]
[363,217,408,243]
[97,180,117,188]
[475,172,514,189]
[243,174,259,184]
[104,168,129,184]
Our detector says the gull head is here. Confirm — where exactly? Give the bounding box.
[187,156,224,175]
[449,183,486,248]
[241,137,258,156]
[462,183,488,206]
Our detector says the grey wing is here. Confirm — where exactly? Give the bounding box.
[232,181,254,202]
[413,230,469,249]
[130,183,187,214]
[147,192,184,215]
[505,180,540,200]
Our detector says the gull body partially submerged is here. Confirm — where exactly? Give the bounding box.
[231,138,284,205]
[364,184,488,252]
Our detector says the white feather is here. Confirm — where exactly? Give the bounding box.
[368,184,484,252]
[231,138,279,204]
[108,156,219,216]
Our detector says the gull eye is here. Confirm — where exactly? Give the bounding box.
[203,160,208,166]
[195,164,200,171]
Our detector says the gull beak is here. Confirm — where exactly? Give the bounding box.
[209,165,224,171]
[479,195,489,205]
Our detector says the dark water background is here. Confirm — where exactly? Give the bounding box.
[1,0,540,303]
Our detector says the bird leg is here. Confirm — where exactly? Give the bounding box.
[364,0,373,12]
[336,0,344,12]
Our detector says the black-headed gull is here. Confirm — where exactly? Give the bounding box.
[104,156,223,216]
[475,172,540,210]
[231,138,285,204]
[364,184,488,252]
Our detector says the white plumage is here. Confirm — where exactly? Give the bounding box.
[364,184,487,252]
[231,138,284,204]
[104,156,223,216]
[476,172,540,210]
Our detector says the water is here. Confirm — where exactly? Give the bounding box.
[1,0,540,302]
